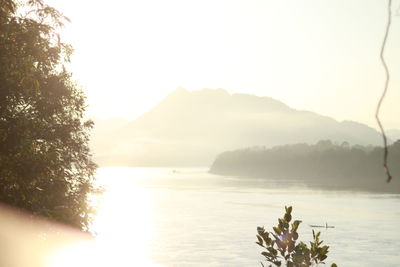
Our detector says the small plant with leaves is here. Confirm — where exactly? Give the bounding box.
[256,206,338,267]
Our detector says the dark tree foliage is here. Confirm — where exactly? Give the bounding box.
[256,206,338,267]
[0,0,96,229]
[210,140,400,193]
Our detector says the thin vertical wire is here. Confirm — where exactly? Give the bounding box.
[375,0,393,182]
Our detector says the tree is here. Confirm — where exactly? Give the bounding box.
[256,206,338,267]
[0,0,96,230]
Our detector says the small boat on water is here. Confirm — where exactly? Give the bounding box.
[309,222,335,229]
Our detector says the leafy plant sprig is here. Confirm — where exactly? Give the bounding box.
[256,206,338,267]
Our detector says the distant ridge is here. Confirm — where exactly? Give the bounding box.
[91,88,383,167]
[209,140,400,193]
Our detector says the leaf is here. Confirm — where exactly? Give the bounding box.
[267,247,278,256]
[273,261,281,266]
[284,213,292,223]
[273,226,281,235]
[257,235,264,246]
[287,206,292,214]
[291,220,302,231]
[257,226,265,235]
[261,252,273,258]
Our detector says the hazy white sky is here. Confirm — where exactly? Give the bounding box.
[50,0,400,129]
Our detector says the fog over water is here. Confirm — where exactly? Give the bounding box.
[91,167,400,267]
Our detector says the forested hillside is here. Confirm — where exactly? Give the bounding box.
[210,140,400,193]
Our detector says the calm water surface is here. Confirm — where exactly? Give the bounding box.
[90,167,400,266]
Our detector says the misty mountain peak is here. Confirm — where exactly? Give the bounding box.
[92,88,383,167]
[161,88,290,114]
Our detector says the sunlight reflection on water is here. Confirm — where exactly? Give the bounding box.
[90,167,159,266]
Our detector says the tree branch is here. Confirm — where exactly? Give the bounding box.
[375,0,392,183]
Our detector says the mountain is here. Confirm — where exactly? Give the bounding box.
[387,129,400,143]
[89,117,130,162]
[91,88,383,167]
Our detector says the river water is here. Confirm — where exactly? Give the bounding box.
[89,167,400,266]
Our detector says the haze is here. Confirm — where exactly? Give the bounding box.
[50,0,400,129]
[2,1,400,266]
[90,88,386,167]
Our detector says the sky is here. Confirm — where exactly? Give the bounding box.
[49,0,400,129]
